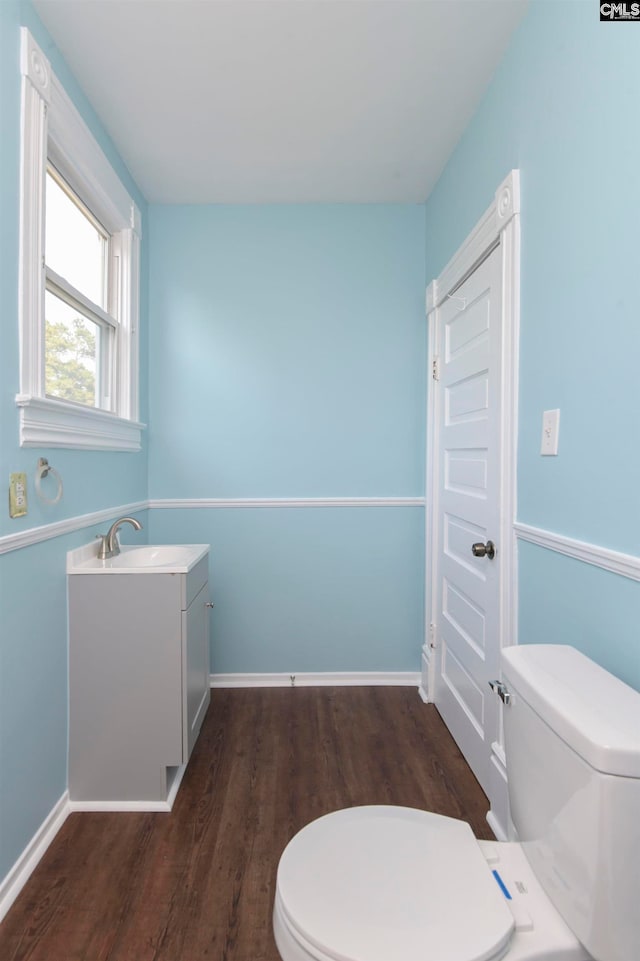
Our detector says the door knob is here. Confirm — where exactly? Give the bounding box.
[471,540,496,560]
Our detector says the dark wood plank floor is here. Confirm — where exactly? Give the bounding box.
[0,687,491,961]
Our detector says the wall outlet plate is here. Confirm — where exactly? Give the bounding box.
[9,472,28,518]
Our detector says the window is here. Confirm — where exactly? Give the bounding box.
[45,167,110,409]
[17,28,143,451]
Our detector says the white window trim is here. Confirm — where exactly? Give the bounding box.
[17,28,144,451]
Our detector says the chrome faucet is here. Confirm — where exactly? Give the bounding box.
[96,516,143,559]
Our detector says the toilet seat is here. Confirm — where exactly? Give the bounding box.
[274,806,515,961]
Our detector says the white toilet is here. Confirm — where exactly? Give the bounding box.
[273,644,640,961]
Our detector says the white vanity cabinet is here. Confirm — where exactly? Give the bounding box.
[68,548,211,808]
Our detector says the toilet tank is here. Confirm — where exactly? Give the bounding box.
[501,644,640,961]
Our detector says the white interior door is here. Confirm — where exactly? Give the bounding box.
[432,243,503,798]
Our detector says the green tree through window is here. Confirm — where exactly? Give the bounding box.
[45,316,96,406]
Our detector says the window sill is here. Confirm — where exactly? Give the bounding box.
[16,394,145,451]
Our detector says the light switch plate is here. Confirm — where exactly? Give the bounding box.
[9,472,28,517]
[541,409,560,456]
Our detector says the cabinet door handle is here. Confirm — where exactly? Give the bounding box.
[205,601,215,608]
[489,679,511,705]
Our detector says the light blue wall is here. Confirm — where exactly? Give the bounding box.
[148,205,426,672]
[0,2,148,884]
[518,543,640,691]
[148,205,425,497]
[148,507,423,674]
[424,0,640,689]
[6,0,639,903]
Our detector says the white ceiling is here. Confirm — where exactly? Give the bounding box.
[33,0,528,204]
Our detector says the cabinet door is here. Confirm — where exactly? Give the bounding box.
[182,581,211,760]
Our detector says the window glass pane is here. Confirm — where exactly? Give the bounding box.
[45,291,99,407]
[45,170,107,308]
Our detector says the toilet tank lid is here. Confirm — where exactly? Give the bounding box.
[502,645,640,778]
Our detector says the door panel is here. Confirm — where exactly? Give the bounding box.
[445,448,488,497]
[434,244,502,796]
[443,580,486,657]
[440,645,485,735]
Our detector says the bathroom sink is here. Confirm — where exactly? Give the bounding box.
[109,546,193,568]
[67,543,209,574]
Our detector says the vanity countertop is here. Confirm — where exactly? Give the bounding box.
[67,543,209,575]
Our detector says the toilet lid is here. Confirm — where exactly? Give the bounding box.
[277,806,514,961]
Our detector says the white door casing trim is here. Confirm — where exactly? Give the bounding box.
[425,174,519,313]
[424,170,520,839]
[424,169,520,692]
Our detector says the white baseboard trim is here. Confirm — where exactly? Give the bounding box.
[210,671,421,688]
[0,777,188,924]
[68,799,172,813]
[0,791,70,923]
[514,522,640,583]
[486,810,508,842]
[166,764,187,809]
[66,764,188,814]
[419,647,433,703]
[150,497,425,510]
